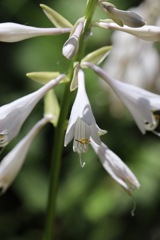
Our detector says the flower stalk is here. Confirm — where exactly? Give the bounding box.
[42,1,98,240]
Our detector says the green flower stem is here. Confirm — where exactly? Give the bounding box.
[42,1,98,240]
[42,79,73,240]
[77,0,98,61]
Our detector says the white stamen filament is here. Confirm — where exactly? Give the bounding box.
[153,130,160,137]
[79,153,86,168]
[130,194,137,217]
[73,118,90,153]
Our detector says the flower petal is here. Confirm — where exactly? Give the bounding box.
[0,74,65,146]
[90,140,140,192]
[0,117,50,193]
[64,68,105,152]
[82,62,160,134]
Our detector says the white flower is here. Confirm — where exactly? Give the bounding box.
[0,117,50,193]
[96,21,160,42]
[64,68,105,165]
[0,74,65,147]
[0,22,70,42]
[90,139,140,193]
[82,62,160,135]
[62,19,84,60]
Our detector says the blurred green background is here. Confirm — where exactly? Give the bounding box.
[0,0,160,240]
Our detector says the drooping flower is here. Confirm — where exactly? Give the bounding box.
[0,22,70,42]
[90,139,140,193]
[82,62,160,135]
[95,21,160,42]
[0,74,65,147]
[0,117,50,193]
[64,67,105,165]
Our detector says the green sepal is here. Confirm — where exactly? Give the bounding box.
[44,89,60,127]
[70,62,79,91]
[40,4,73,28]
[26,71,68,85]
[81,46,112,65]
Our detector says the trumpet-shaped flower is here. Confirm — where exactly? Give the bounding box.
[90,139,140,193]
[0,117,50,193]
[64,68,105,165]
[0,74,65,147]
[82,62,160,135]
[0,22,70,42]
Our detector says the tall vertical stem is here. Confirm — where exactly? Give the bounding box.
[42,1,98,239]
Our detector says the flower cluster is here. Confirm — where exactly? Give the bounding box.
[0,75,65,192]
[0,1,160,201]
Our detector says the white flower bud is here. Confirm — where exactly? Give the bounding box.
[0,23,70,42]
[62,20,84,60]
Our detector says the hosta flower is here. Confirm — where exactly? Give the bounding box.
[0,117,50,193]
[0,22,70,42]
[0,74,65,147]
[82,62,160,135]
[64,68,105,166]
[90,139,140,193]
[62,19,84,60]
[96,21,160,42]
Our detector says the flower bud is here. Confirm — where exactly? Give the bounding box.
[100,2,145,28]
[0,22,70,42]
[62,19,85,60]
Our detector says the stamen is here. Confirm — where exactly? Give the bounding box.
[130,194,137,217]
[153,130,160,137]
[75,138,90,144]
[0,130,9,147]
[125,189,137,216]
[79,153,86,168]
